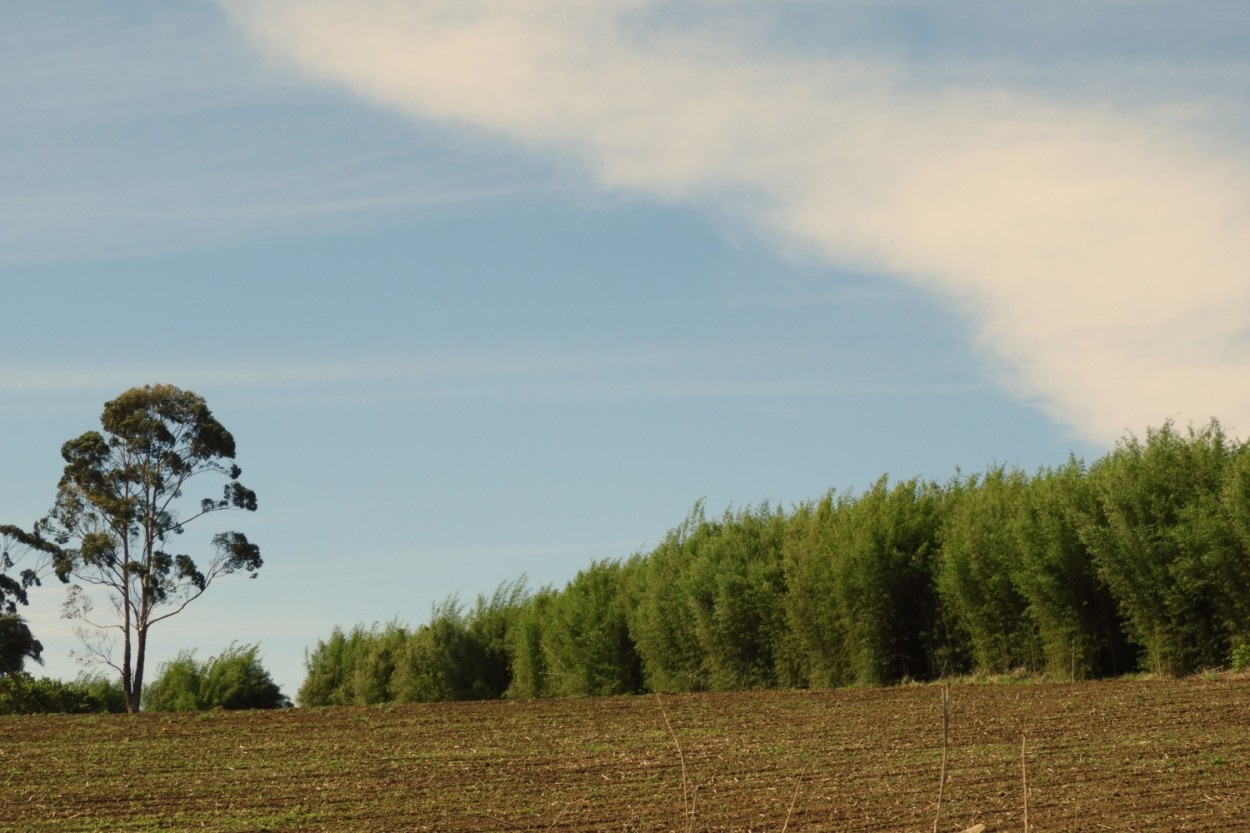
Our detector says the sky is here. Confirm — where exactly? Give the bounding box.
[3,1,1248,699]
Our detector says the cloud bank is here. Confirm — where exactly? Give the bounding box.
[220,0,1250,444]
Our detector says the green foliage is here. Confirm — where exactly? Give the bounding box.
[1082,420,1238,675]
[0,672,126,715]
[833,478,946,685]
[1231,643,1250,673]
[1011,459,1132,678]
[1,524,58,614]
[466,577,529,696]
[144,644,288,711]
[392,601,490,703]
[782,480,947,688]
[350,621,410,705]
[686,505,789,690]
[0,614,43,677]
[504,588,557,699]
[1,528,61,678]
[538,559,643,697]
[301,582,533,706]
[1215,445,1250,650]
[298,625,356,706]
[627,503,716,692]
[781,497,851,687]
[937,467,1041,674]
[299,622,400,706]
[390,584,530,703]
[297,417,1250,702]
[200,645,288,709]
[144,652,203,711]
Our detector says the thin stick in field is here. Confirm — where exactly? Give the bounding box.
[656,692,694,833]
[780,779,801,833]
[1022,730,1030,833]
[934,682,950,833]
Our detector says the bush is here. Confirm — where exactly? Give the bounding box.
[76,672,128,713]
[299,625,361,706]
[144,652,204,711]
[144,644,290,711]
[0,672,126,715]
[541,559,643,697]
[301,582,531,706]
[392,603,484,703]
[298,621,410,707]
[1231,643,1250,673]
[938,467,1041,675]
[1082,420,1237,675]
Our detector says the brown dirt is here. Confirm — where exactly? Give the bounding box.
[2,678,1249,832]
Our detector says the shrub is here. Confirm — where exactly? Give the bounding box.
[1231,643,1250,673]
[299,621,410,706]
[0,672,126,715]
[144,644,289,711]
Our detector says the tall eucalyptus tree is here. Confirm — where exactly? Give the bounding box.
[34,384,260,713]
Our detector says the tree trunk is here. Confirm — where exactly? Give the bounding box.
[130,626,148,714]
[122,594,137,715]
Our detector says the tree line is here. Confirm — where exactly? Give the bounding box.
[301,419,1250,706]
[6,396,1249,712]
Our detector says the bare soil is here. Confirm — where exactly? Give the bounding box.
[2,678,1249,832]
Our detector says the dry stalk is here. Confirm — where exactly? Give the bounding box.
[546,799,580,833]
[1021,730,1030,833]
[779,776,802,833]
[656,692,694,833]
[933,682,950,833]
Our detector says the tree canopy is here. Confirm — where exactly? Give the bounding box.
[0,615,43,677]
[2,524,61,676]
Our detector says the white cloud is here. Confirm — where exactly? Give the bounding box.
[222,1,1250,443]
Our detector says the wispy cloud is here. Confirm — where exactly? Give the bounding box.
[0,175,525,266]
[0,353,636,394]
[219,0,1250,443]
[0,347,962,416]
[0,5,542,265]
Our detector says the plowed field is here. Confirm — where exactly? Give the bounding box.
[3,678,1249,832]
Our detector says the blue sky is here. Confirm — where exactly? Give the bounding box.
[3,1,1248,698]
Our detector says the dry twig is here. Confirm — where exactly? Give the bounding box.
[656,692,694,833]
[779,778,802,833]
[1021,730,1030,833]
[933,683,951,833]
